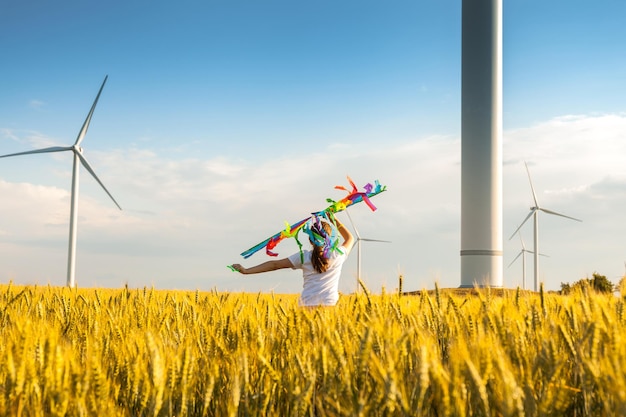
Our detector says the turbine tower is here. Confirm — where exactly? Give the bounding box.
[507,233,548,290]
[510,162,581,291]
[345,210,391,292]
[460,0,503,287]
[0,76,121,287]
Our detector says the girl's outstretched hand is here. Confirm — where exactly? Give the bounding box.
[230,264,246,274]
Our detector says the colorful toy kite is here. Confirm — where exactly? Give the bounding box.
[239,176,386,260]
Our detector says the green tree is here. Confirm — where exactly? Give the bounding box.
[590,272,615,293]
[560,272,614,295]
[559,282,572,295]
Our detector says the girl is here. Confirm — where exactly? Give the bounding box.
[231,216,354,307]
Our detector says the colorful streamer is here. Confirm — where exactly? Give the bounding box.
[239,177,386,259]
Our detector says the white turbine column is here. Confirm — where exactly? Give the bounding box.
[356,239,362,291]
[533,211,539,291]
[522,250,526,290]
[67,151,81,288]
[460,0,503,287]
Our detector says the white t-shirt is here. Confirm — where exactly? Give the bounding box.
[288,245,349,307]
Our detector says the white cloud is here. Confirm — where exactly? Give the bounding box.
[1,113,625,292]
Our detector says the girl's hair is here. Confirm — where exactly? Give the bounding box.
[310,221,333,273]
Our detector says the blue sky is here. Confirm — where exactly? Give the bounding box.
[1,1,625,293]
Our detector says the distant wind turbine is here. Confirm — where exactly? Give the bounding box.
[0,76,121,288]
[507,233,548,290]
[509,161,581,291]
[345,210,391,292]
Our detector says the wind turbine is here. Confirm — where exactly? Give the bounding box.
[509,161,581,291]
[345,209,391,292]
[0,76,121,288]
[507,233,548,290]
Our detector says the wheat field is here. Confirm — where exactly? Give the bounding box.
[1,282,625,416]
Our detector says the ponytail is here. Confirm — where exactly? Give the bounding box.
[311,245,330,273]
[309,220,334,273]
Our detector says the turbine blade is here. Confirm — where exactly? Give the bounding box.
[526,250,550,258]
[524,161,540,207]
[75,151,122,210]
[540,207,582,222]
[74,75,108,147]
[0,146,73,158]
[345,209,361,239]
[360,238,391,243]
[509,209,536,240]
[507,251,523,268]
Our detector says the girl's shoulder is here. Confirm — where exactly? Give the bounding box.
[289,249,312,266]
